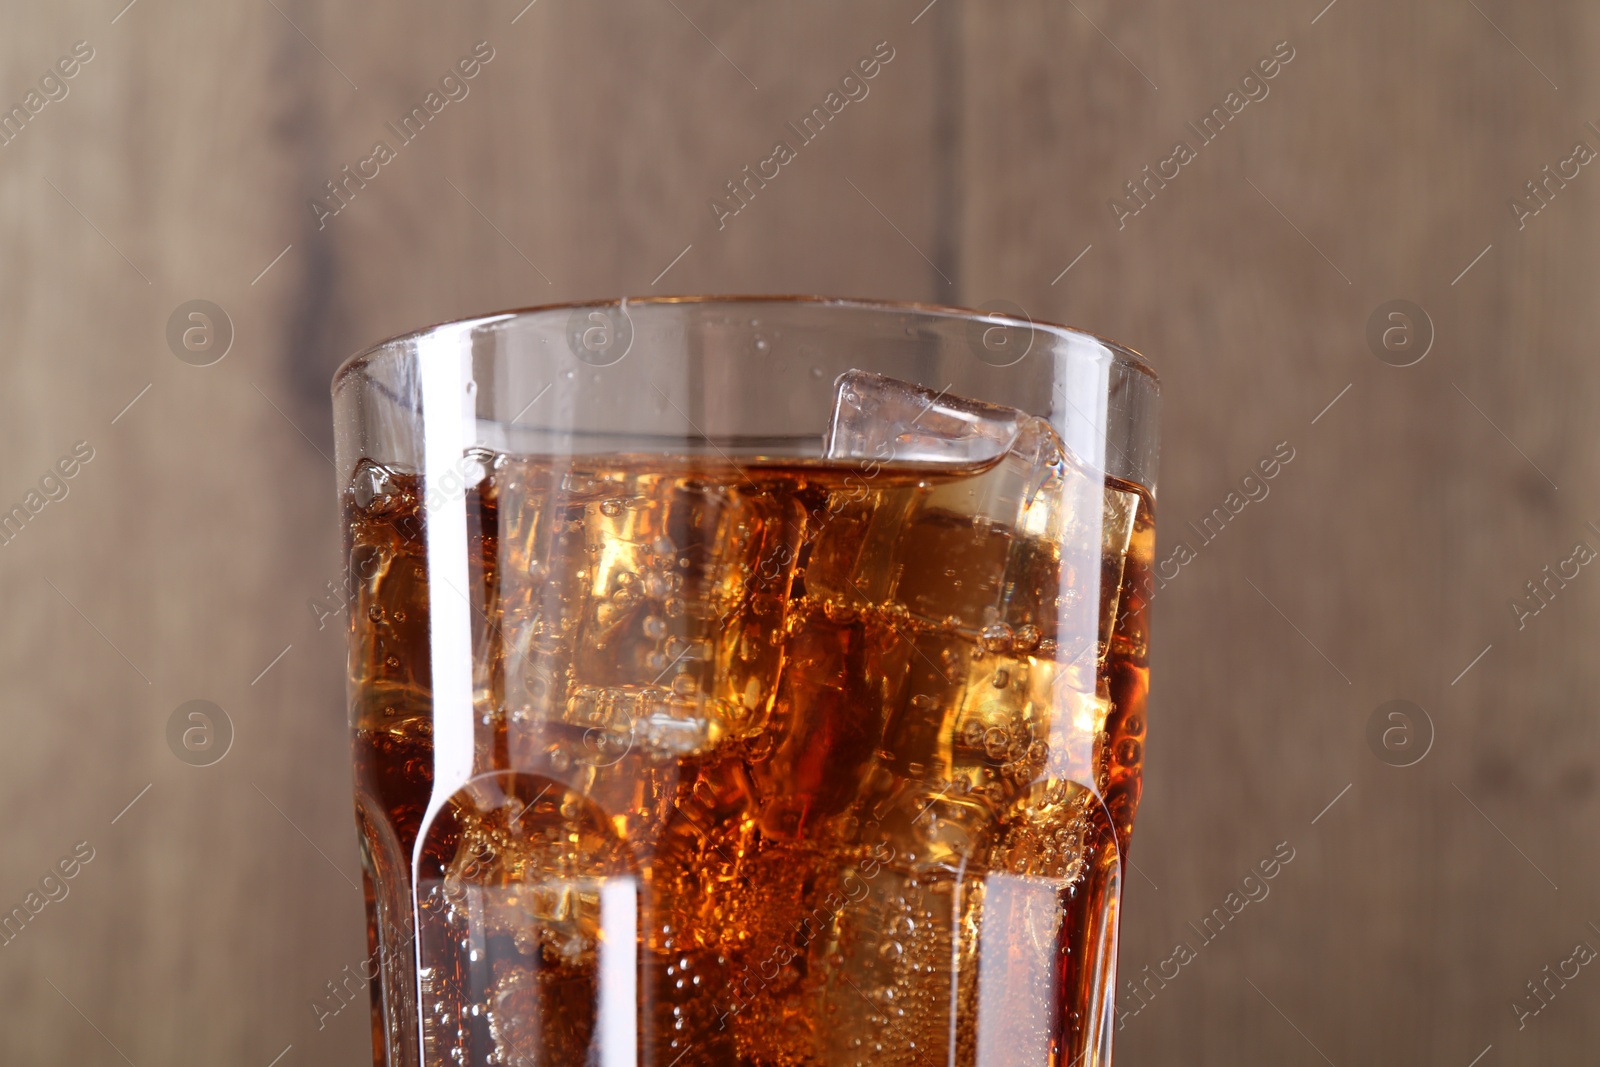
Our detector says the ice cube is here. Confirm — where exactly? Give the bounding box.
[819,371,1137,662]
[825,370,1026,467]
[813,373,1139,803]
[488,456,805,767]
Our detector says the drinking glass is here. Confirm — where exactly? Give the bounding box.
[331,296,1158,1067]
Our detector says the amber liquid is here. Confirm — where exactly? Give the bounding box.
[346,450,1152,1067]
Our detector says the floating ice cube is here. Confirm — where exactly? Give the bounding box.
[813,373,1142,801]
[819,371,1135,662]
[825,370,1028,467]
[488,457,804,765]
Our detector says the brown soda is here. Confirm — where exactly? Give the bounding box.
[347,448,1152,1067]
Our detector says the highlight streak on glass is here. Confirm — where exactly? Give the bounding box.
[417,325,479,840]
[599,877,639,1067]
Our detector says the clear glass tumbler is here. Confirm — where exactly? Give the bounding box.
[331,296,1158,1067]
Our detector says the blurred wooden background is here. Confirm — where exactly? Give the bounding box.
[2,0,1597,1063]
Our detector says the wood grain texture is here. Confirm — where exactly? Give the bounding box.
[0,0,1595,1063]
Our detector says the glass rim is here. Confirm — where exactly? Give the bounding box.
[331,293,1160,394]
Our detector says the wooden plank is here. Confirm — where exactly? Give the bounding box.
[0,1,943,1063]
[961,0,1600,1063]
[6,0,1599,1062]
